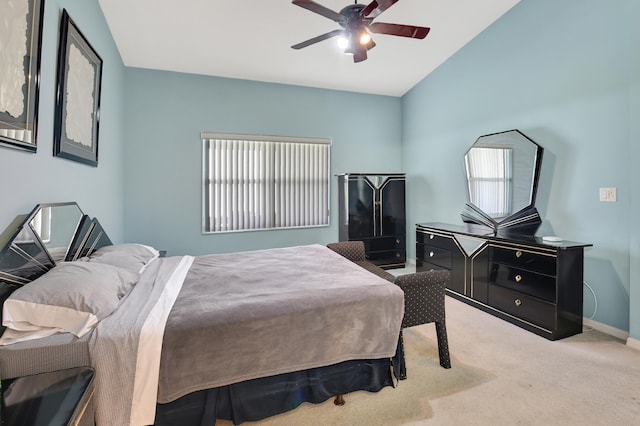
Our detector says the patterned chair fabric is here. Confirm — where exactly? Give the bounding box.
[327,241,451,369]
[326,241,367,262]
[395,270,451,369]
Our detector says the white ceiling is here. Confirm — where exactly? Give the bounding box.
[98,0,520,97]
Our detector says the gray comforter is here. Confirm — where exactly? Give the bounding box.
[157,244,405,403]
[0,245,405,425]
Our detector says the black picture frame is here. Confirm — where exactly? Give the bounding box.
[0,0,44,152]
[53,9,102,167]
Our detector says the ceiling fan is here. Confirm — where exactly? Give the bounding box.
[291,0,430,63]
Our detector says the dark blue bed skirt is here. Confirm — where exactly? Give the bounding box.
[155,335,406,425]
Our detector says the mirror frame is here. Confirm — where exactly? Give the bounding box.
[461,129,544,235]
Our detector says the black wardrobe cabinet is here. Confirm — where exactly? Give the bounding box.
[337,173,406,269]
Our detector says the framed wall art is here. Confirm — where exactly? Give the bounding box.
[0,0,45,152]
[53,9,102,166]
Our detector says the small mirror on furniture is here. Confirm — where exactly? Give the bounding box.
[27,202,84,263]
[461,129,543,235]
[0,214,54,287]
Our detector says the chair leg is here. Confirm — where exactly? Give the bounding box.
[396,331,407,380]
[435,320,451,369]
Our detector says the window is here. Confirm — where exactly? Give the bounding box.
[202,133,330,233]
[30,206,52,243]
[465,146,513,219]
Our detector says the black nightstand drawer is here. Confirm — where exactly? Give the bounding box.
[417,244,452,269]
[489,263,556,302]
[488,285,556,330]
[490,245,556,275]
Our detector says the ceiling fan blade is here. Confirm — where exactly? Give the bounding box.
[353,49,368,63]
[361,0,399,19]
[369,22,430,39]
[291,29,345,49]
[292,0,345,23]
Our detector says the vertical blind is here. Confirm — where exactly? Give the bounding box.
[465,147,513,218]
[202,134,330,233]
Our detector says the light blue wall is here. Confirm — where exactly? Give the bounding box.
[629,0,640,340]
[0,0,125,241]
[402,0,636,335]
[122,69,402,256]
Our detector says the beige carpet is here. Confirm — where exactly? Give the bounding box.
[222,297,640,425]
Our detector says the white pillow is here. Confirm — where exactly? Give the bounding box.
[0,262,139,345]
[86,243,159,273]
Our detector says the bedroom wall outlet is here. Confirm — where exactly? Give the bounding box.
[599,187,617,202]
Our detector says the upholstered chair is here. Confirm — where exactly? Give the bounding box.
[327,241,451,369]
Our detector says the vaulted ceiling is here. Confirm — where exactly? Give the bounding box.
[98,0,520,97]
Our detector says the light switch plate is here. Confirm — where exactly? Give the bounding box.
[599,187,617,202]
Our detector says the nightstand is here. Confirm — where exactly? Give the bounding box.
[1,367,95,426]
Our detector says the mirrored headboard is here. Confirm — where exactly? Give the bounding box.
[0,202,112,288]
[461,129,544,235]
[29,202,84,262]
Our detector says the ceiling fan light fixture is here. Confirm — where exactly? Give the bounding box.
[342,32,358,55]
[291,0,431,63]
[359,30,372,46]
[344,44,355,55]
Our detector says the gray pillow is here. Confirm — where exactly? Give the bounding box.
[1,262,139,340]
[87,243,159,273]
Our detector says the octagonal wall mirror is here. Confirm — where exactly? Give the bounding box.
[461,129,543,235]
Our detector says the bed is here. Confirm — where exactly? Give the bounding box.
[0,203,406,425]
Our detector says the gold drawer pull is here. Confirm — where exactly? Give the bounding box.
[396,253,401,258]
[515,250,522,258]
[429,234,435,240]
[514,299,522,307]
[429,251,435,257]
[515,275,522,283]
[396,238,401,244]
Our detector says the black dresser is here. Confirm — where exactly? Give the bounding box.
[416,222,592,340]
[337,173,406,268]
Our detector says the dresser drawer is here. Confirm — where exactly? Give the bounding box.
[416,230,454,250]
[416,260,449,273]
[416,244,452,269]
[489,263,556,302]
[366,249,406,266]
[488,285,556,330]
[361,236,405,252]
[490,245,556,275]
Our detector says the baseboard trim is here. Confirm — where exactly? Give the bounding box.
[583,318,629,341]
[626,337,640,351]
